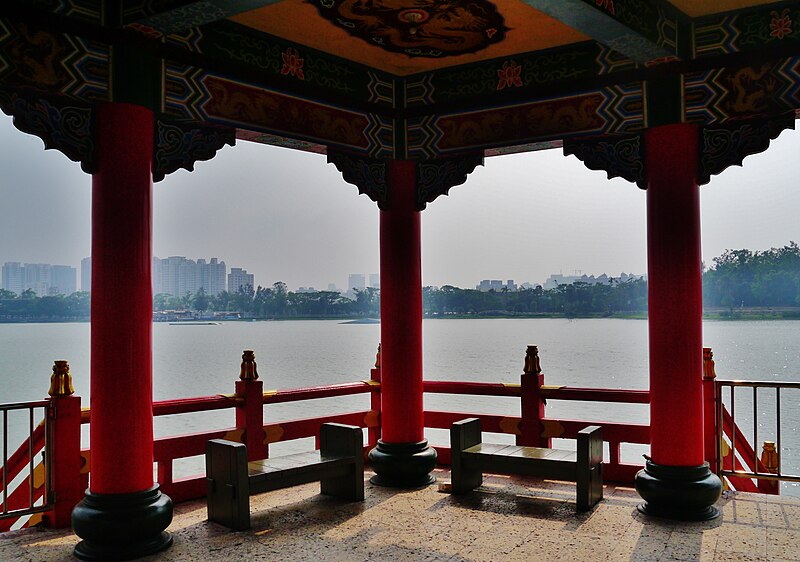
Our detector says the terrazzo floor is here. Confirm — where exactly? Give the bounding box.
[1,469,799,561]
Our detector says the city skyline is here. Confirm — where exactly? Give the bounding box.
[1,116,799,291]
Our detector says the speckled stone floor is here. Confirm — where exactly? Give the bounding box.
[2,469,799,561]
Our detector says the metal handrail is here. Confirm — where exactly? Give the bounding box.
[1,400,51,521]
[716,379,799,485]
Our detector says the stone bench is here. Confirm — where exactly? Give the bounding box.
[206,423,364,530]
[450,418,603,511]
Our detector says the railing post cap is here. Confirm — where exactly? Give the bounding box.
[524,345,542,375]
[702,348,716,380]
[240,349,259,381]
[49,359,75,397]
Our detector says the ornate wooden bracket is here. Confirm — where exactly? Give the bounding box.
[153,119,236,182]
[698,114,796,186]
[327,151,388,209]
[565,114,796,190]
[0,88,96,173]
[563,133,646,189]
[416,154,484,211]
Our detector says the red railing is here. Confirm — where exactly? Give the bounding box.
[0,401,51,533]
[701,348,783,494]
[423,372,650,483]
[3,344,779,533]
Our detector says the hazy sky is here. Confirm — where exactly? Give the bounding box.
[1,114,799,291]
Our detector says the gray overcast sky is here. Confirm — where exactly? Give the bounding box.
[1,114,799,291]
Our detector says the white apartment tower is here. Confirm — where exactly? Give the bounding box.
[1,262,24,294]
[228,268,254,294]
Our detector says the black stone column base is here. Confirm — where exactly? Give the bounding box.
[72,485,173,561]
[368,439,437,488]
[635,460,722,521]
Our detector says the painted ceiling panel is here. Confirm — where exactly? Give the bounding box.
[229,0,589,75]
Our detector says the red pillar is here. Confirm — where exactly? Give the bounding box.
[646,124,704,467]
[90,102,155,493]
[367,161,436,486]
[380,160,423,443]
[635,124,721,520]
[72,102,173,558]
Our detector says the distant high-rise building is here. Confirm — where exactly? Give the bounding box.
[327,283,338,292]
[152,257,162,295]
[228,268,254,294]
[197,258,226,295]
[51,265,76,295]
[24,263,52,296]
[81,257,91,292]
[348,273,366,292]
[369,273,380,289]
[3,262,75,295]
[2,262,24,294]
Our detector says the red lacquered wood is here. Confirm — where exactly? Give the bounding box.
[369,367,381,447]
[551,419,650,444]
[539,387,650,403]
[236,379,266,460]
[380,160,424,443]
[263,381,377,404]
[90,102,155,494]
[153,395,237,416]
[424,411,520,434]
[423,381,522,397]
[702,375,718,472]
[646,124,704,467]
[48,395,82,528]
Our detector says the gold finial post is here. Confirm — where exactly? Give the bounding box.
[761,441,778,472]
[374,343,381,369]
[524,345,541,375]
[703,347,716,380]
[48,360,74,397]
[239,350,259,381]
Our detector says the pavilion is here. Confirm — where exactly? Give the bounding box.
[1,0,798,558]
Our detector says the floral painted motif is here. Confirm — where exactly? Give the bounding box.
[770,9,792,40]
[596,0,615,16]
[497,60,522,90]
[281,48,304,80]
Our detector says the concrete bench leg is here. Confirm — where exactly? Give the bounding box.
[320,423,365,501]
[206,439,251,530]
[450,418,483,494]
[576,425,604,511]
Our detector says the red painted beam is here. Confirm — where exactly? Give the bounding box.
[539,387,650,404]
[153,395,238,416]
[264,381,377,404]
[423,381,522,397]
[425,411,521,434]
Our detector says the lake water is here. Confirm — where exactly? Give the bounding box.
[1,319,798,494]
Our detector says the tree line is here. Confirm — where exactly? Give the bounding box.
[1,242,798,321]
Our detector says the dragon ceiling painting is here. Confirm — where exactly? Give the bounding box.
[310,0,509,57]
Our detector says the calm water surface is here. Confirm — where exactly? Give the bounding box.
[1,319,798,492]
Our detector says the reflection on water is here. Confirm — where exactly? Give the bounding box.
[0,319,798,493]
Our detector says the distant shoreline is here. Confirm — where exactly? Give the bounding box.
[2,307,800,324]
